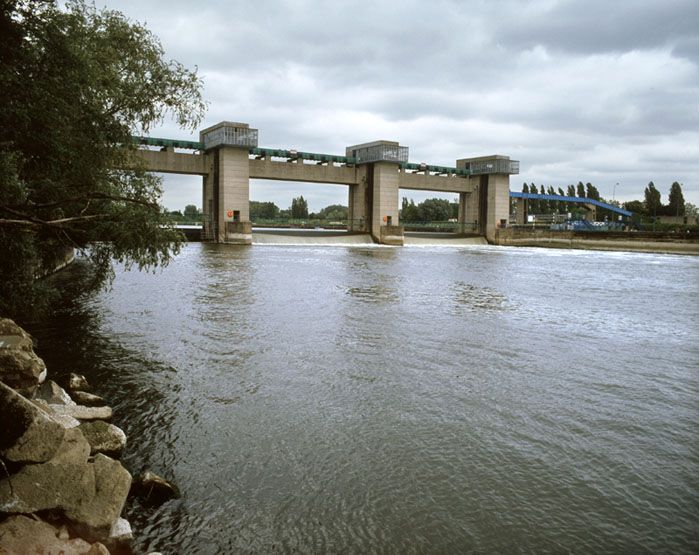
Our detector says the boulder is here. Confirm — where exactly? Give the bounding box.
[51,426,92,464]
[49,403,113,421]
[79,420,127,457]
[32,398,81,429]
[70,390,106,406]
[131,470,180,506]
[0,514,103,555]
[69,372,91,391]
[35,379,76,405]
[109,516,133,543]
[0,380,65,463]
[0,438,130,543]
[0,318,47,394]
[0,455,95,514]
[65,454,132,542]
[87,542,111,554]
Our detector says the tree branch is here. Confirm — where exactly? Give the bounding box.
[5,191,160,211]
[0,214,108,230]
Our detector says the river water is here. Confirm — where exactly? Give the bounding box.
[29,243,699,553]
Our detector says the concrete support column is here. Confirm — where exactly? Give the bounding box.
[371,162,403,245]
[515,198,527,225]
[216,146,251,244]
[202,173,214,240]
[348,165,369,232]
[485,173,511,242]
[458,190,478,234]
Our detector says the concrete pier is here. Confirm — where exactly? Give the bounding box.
[132,121,519,245]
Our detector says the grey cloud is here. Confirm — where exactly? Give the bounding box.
[500,0,699,55]
[98,0,699,206]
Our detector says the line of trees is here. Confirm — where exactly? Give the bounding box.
[249,198,349,221]
[520,180,696,222]
[400,197,458,222]
[521,182,600,215]
[626,181,693,218]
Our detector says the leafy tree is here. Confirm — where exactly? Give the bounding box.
[539,184,550,213]
[623,200,646,216]
[317,204,348,221]
[667,182,685,217]
[0,0,205,318]
[644,181,662,216]
[290,196,309,219]
[557,187,567,212]
[250,201,279,220]
[401,197,419,222]
[522,183,530,194]
[418,198,452,222]
[585,183,600,201]
[576,182,586,198]
[529,184,539,213]
[184,204,200,217]
[685,202,698,218]
[566,184,576,197]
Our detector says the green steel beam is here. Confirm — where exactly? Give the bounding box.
[133,136,204,150]
[131,136,471,174]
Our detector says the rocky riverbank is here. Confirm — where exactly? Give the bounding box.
[0,318,176,554]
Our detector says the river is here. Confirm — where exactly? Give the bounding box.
[28,242,699,553]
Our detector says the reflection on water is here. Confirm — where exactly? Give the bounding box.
[450,281,512,313]
[27,244,699,554]
[346,284,400,304]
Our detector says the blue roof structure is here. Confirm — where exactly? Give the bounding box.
[509,192,632,217]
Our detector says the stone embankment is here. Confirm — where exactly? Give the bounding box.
[494,228,699,255]
[0,318,177,554]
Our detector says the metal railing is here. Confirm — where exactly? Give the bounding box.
[202,125,258,150]
[468,159,520,175]
[351,144,409,164]
[250,218,366,229]
[402,221,478,232]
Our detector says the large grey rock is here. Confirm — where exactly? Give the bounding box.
[0,318,47,394]
[69,372,91,392]
[51,426,92,464]
[131,470,180,505]
[32,398,81,429]
[79,420,127,457]
[70,390,106,406]
[66,454,132,541]
[0,380,66,463]
[35,379,76,405]
[0,445,130,542]
[0,515,100,555]
[0,429,93,513]
[109,517,133,543]
[0,427,91,507]
[49,403,113,421]
[0,456,95,514]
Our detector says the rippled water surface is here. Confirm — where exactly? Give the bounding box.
[29,243,699,553]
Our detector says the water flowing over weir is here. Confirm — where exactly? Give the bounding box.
[28,244,699,553]
[251,229,488,247]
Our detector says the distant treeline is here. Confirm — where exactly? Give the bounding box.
[520,181,696,219]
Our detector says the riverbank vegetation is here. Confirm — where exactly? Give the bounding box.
[0,0,205,319]
[519,180,697,230]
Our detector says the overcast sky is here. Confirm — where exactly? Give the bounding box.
[97,0,699,212]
